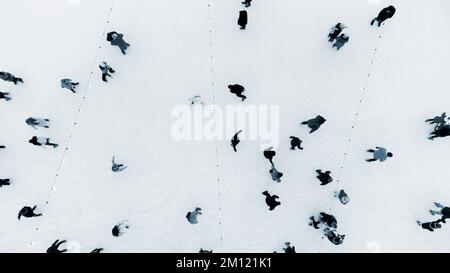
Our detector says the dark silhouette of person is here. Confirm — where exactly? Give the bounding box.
[18,206,42,220]
[263,147,276,165]
[262,191,281,210]
[316,170,333,186]
[231,130,243,152]
[238,10,248,29]
[301,115,326,133]
[47,240,67,253]
[289,136,303,150]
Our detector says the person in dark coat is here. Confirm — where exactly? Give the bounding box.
[26,117,50,129]
[18,206,43,220]
[319,212,338,229]
[112,221,129,237]
[429,124,450,140]
[289,136,303,150]
[309,216,321,229]
[417,220,443,232]
[29,136,58,148]
[238,10,248,29]
[0,72,23,85]
[430,202,450,222]
[262,191,281,210]
[263,146,276,165]
[283,242,296,254]
[60,79,79,93]
[0,92,12,101]
[46,240,67,253]
[324,228,345,245]
[228,84,247,101]
[242,0,252,7]
[186,208,202,224]
[0,179,11,187]
[426,113,447,130]
[269,165,283,183]
[99,62,115,82]
[335,189,350,205]
[301,115,326,133]
[371,5,396,27]
[199,248,213,253]
[107,31,130,55]
[91,248,104,253]
[332,33,349,51]
[0,145,4,149]
[316,170,333,186]
[231,130,243,152]
[328,23,346,42]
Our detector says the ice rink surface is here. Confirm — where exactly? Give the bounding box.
[0,0,449,252]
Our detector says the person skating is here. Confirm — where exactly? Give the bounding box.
[112,156,127,172]
[107,31,130,55]
[366,147,393,162]
[231,130,243,152]
[283,242,296,254]
[371,5,396,27]
[319,212,338,229]
[334,189,350,205]
[429,202,450,222]
[0,72,23,85]
[199,248,213,253]
[0,179,11,187]
[26,117,50,129]
[323,228,345,245]
[91,248,104,253]
[426,113,447,130]
[262,191,281,211]
[263,146,276,165]
[60,79,79,93]
[228,84,247,101]
[429,124,450,140]
[186,207,202,224]
[328,23,347,42]
[301,115,326,133]
[417,219,443,232]
[332,33,349,51]
[46,239,67,253]
[29,136,58,148]
[241,0,252,8]
[18,206,42,220]
[238,10,248,29]
[316,169,333,186]
[99,62,115,82]
[112,221,129,237]
[269,164,283,183]
[0,92,12,101]
[309,216,321,229]
[289,136,303,150]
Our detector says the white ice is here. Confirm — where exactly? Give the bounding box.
[0,0,449,253]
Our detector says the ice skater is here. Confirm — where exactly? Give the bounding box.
[47,240,67,253]
[228,84,247,101]
[99,62,115,82]
[107,31,130,55]
[324,228,345,245]
[186,207,202,224]
[231,130,243,152]
[332,33,349,51]
[112,221,129,237]
[18,206,42,220]
[289,136,303,150]
[417,219,444,232]
[0,71,23,85]
[0,179,11,187]
[334,189,350,205]
[429,124,450,140]
[0,92,11,101]
[29,136,58,148]
[282,242,296,254]
[371,5,396,27]
[319,212,338,229]
[263,146,276,165]
[429,202,450,222]
[269,164,283,183]
[26,117,50,129]
[328,23,347,42]
[238,10,248,29]
[366,147,393,162]
[301,115,326,133]
[426,113,447,130]
[241,0,252,8]
[112,156,127,172]
[91,248,104,253]
[316,169,333,186]
[199,248,213,253]
[262,191,281,211]
[60,78,79,93]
